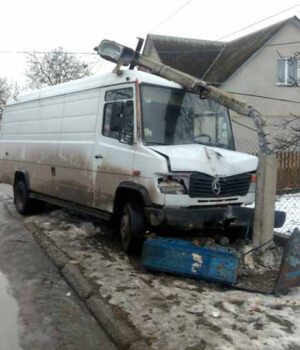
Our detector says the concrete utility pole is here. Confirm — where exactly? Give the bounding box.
[252,154,278,249]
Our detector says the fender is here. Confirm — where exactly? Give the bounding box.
[117,182,152,206]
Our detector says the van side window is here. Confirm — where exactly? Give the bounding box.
[103,102,124,139]
[102,88,134,142]
[105,88,133,101]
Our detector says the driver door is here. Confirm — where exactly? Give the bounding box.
[92,85,136,213]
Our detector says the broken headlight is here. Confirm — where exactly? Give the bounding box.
[248,174,256,193]
[157,174,189,195]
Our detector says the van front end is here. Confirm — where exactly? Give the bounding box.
[136,83,285,232]
[143,165,285,231]
[141,154,261,232]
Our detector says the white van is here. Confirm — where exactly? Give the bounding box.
[0,69,261,253]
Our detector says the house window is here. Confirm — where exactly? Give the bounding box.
[277,57,300,86]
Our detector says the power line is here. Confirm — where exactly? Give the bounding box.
[202,45,226,79]
[150,0,193,32]
[217,3,300,40]
[228,91,300,105]
[267,40,300,47]
[0,38,300,58]
[231,119,257,132]
[0,50,97,55]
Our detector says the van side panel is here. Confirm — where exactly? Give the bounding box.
[0,96,63,195]
[55,89,100,206]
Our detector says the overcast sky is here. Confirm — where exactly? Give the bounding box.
[1,0,300,86]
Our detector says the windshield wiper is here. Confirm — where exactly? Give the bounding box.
[190,140,229,149]
[189,140,212,146]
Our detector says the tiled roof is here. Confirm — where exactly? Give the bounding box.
[143,17,300,84]
[144,34,225,79]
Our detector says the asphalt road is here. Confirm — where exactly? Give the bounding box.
[0,184,117,350]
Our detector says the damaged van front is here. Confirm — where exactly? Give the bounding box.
[134,83,284,233]
[90,39,285,253]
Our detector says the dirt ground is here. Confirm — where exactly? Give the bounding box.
[22,205,300,350]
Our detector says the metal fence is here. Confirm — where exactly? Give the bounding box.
[235,141,300,234]
[277,151,300,193]
[275,151,300,234]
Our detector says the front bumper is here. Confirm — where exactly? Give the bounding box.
[145,205,286,230]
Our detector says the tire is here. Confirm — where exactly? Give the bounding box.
[120,202,145,255]
[13,181,39,215]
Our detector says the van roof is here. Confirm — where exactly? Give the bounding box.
[7,69,181,105]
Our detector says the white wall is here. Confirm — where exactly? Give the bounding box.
[222,21,300,152]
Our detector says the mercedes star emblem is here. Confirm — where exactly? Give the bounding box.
[211,177,221,195]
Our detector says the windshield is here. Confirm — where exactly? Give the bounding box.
[141,85,234,149]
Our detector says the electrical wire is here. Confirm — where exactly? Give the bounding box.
[0,5,299,58]
[0,50,97,55]
[149,0,193,32]
[231,119,258,132]
[217,3,300,40]
[0,37,300,57]
[228,91,300,104]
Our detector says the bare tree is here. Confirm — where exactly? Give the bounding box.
[26,48,92,89]
[0,78,14,121]
[273,113,300,151]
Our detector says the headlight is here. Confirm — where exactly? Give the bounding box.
[248,174,256,193]
[157,174,189,195]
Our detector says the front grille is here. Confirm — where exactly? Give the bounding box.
[189,172,252,198]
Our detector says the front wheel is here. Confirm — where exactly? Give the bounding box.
[120,202,145,255]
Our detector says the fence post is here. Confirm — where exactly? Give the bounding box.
[252,154,277,249]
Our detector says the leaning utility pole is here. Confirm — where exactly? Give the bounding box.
[95,39,277,249]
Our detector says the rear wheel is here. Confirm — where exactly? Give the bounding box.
[120,202,145,255]
[13,181,40,215]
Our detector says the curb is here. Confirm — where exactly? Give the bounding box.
[24,220,152,350]
[87,295,141,349]
[62,264,95,300]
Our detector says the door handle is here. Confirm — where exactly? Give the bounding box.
[94,154,103,159]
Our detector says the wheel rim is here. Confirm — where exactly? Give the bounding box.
[120,208,131,249]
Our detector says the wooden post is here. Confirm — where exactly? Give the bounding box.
[252,154,278,249]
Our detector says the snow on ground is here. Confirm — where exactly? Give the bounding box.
[246,192,299,235]
[23,207,300,350]
[275,193,300,234]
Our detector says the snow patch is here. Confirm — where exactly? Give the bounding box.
[25,210,300,350]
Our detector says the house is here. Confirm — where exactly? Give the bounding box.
[142,16,300,154]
